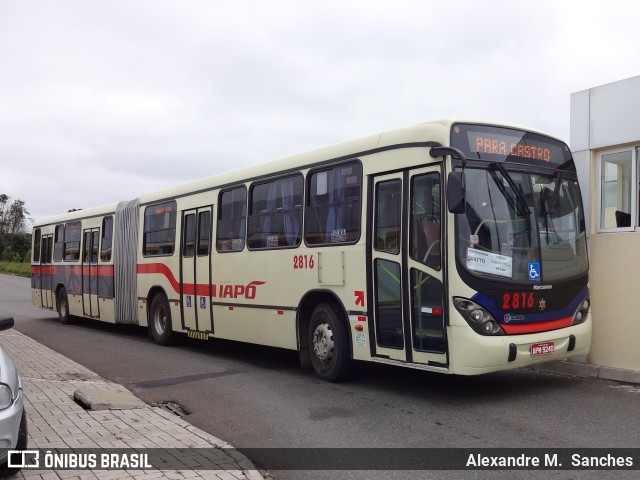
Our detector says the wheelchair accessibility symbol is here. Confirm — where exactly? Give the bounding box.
[528,262,541,281]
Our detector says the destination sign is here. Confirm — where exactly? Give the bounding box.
[451,123,573,168]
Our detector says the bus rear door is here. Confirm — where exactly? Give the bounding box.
[180,207,214,335]
[40,234,54,309]
[82,229,100,318]
[370,165,448,368]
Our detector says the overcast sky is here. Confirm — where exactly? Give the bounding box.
[2,0,640,224]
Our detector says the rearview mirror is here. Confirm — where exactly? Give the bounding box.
[447,172,466,214]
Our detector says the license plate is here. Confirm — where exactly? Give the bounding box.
[531,341,555,356]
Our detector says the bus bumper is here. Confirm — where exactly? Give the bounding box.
[449,313,592,375]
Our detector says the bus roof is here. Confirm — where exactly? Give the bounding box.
[34,119,562,226]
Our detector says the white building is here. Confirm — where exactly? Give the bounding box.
[571,75,640,373]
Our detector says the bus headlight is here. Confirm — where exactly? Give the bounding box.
[572,296,590,326]
[453,297,504,336]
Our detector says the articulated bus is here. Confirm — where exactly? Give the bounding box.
[31,120,591,381]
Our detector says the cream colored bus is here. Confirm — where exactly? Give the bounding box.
[31,120,591,381]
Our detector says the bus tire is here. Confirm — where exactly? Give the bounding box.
[150,294,174,346]
[57,288,72,324]
[308,303,353,382]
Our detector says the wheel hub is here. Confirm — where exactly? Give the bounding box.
[312,323,334,363]
[154,307,167,334]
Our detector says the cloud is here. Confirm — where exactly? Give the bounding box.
[1,0,640,221]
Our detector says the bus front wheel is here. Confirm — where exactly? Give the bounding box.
[308,303,353,382]
[150,294,174,346]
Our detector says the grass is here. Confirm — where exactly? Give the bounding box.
[0,261,31,277]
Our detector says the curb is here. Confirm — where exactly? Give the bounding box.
[531,360,640,385]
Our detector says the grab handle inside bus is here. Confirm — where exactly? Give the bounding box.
[429,146,467,214]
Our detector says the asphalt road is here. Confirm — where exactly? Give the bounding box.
[2,273,639,479]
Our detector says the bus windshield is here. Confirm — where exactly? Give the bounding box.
[456,166,588,284]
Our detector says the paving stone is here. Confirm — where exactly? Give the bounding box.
[0,330,262,480]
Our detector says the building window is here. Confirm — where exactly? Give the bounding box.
[143,201,177,256]
[248,175,303,249]
[598,149,636,230]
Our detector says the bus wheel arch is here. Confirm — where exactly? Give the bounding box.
[147,288,174,346]
[297,291,353,382]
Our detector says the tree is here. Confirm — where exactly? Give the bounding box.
[0,194,31,234]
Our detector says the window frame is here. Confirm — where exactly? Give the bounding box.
[143,201,178,257]
[304,160,363,247]
[53,224,64,262]
[373,179,402,255]
[596,147,638,232]
[100,216,114,262]
[63,221,82,262]
[182,213,196,258]
[33,228,42,263]
[247,173,304,251]
[216,186,247,253]
[410,172,442,271]
[197,210,212,257]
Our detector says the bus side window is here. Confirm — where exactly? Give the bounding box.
[217,187,247,252]
[101,216,113,262]
[248,175,302,249]
[143,201,177,256]
[54,224,64,262]
[64,222,82,262]
[305,162,362,246]
[33,228,41,263]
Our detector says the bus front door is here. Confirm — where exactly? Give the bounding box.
[40,234,54,309]
[370,166,448,368]
[180,207,214,335]
[82,229,100,318]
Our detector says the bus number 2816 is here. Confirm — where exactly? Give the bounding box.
[294,255,315,269]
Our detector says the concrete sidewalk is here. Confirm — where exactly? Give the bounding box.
[0,329,264,480]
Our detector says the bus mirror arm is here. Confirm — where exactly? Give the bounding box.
[430,147,467,214]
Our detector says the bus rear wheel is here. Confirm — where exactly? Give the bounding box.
[308,303,353,382]
[57,288,71,324]
[150,294,174,346]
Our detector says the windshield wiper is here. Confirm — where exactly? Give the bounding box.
[546,170,563,214]
[490,162,530,218]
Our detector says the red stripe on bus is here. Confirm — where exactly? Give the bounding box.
[32,265,114,276]
[501,317,573,335]
[137,263,182,294]
[136,263,212,297]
